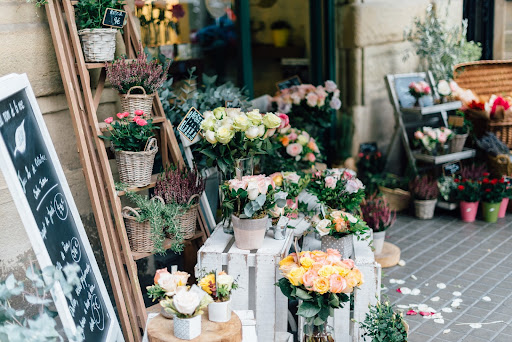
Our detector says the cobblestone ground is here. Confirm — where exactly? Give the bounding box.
[383,211,512,342]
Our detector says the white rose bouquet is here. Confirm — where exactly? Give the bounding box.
[160,287,213,318]
[147,268,190,302]
[198,107,282,176]
[198,271,238,302]
[313,210,369,240]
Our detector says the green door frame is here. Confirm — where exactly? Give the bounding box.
[235,0,255,99]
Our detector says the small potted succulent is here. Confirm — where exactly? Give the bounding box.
[198,271,238,323]
[360,194,396,255]
[409,175,439,219]
[270,20,291,47]
[480,173,507,223]
[454,178,481,222]
[147,268,190,318]
[356,299,408,342]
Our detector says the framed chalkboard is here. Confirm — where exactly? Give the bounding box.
[276,75,302,91]
[0,74,123,342]
[359,142,378,154]
[443,161,461,176]
[102,8,127,29]
[395,75,434,108]
[178,107,204,142]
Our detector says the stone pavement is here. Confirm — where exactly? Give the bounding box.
[382,212,512,342]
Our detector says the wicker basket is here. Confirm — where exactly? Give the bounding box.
[453,60,512,147]
[449,133,469,153]
[487,154,512,177]
[119,86,155,116]
[175,194,200,240]
[78,28,117,62]
[114,138,158,187]
[123,196,165,253]
[379,186,411,212]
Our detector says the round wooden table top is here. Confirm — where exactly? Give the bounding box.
[147,312,242,342]
[375,241,401,268]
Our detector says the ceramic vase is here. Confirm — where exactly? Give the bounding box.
[173,315,201,340]
[460,201,479,223]
[208,299,231,323]
[232,215,268,250]
[482,202,501,223]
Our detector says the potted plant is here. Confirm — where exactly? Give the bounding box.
[106,45,170,116]
[437,176,457,206]
[313,210,370,258]
[198,271,238,323]
[75,0,123,62]
[147,268,190,318]
[100,111,158,187]
[409,175,439,219]
[376,173,411,212]
[154,166,205,239]
[408,81,431,107]
[270,20,291,47]
[356,299,408,342]
[437,79,452,103]
[499,178,511,218]
[413,126,453,155]
[160,288,213,340]
[221,175,287,250]
[270,171,310,218]
[449,110,472,153]
[454,178,481,222]
[360,194,396,255]
[480,173,507,223]
[277,249,363,342]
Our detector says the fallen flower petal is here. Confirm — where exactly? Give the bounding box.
[482,296,491,302]
[434,318,445,324]
[453,291,462,297]
[396,288,402,293]
[400,287,412,295]
[406,310,417,315]
[396,279,405,285]
[441,308,453,313]
[443,329,451,334]
[437,283,446,289]
[431,296,440,302]
[397,305,410,309]
[469,323,482,329]
[411,274,417,280]
[390,279,397,284]
[419,311,434,316]
[411,288,421,295]
[398,259,406,266]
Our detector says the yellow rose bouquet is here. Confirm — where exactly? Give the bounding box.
[276,249,363,341]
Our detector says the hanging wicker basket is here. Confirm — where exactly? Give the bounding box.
[175,194,200,240]
[114,138,158,188]
[119,86,155,116]
[78,28,117,62]
[123,196,165,253]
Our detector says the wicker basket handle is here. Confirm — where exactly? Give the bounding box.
[122,206,140,219]
[144,137,158,152]
[187,193,201,205]
[126,86,147,96]
[496,154,510,165]
[151,195,165,205]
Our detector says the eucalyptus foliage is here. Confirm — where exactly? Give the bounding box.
[356,299,408,342]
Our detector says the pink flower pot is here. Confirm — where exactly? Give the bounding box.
[286,197,298,219]
[499,198,509,218]
[460,201,479,223]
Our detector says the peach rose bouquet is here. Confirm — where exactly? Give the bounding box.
[276,249,363,339]
[146,268,190,302]
[313,210,370,240]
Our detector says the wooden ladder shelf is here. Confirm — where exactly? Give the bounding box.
[44,1,210,341]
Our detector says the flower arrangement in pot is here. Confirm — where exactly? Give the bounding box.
[147,268,190,318]
[409,175,440,220]
[106,45,170,116]
[480,173,507,223]
[160,287,213,340]
[198,271,238,323]
[408,81,431,107]
[154,166,205,240]
[360,194,396,255]
[357,299,408,342]
[100,111,158,187]
[454,177,481,222]
[270,171,310,218]
[277,249,363,342]
[75,0,123,62]
[313,210,370,258]
[221,175,287,250]
[270,20,292,47]
[448,110,473,153]
[499,178,512,219]
[413,126,453,155]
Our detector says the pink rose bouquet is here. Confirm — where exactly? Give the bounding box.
[413,126,453,155]
[408,81,431,99]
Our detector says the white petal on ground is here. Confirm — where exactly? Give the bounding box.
[431,296,440,302]
[425,283,429,286]
[451,301,461,308]
[411,275,418,280]
[411,288,421,295]
[409,304,419,308]
[397,305,410,309]
[453,291,462,297]
[396,279,405,285]
[432,313,442,319]
[434,318,445,324]
[418,304,429,311]
[390,279,397,284]
[437,283,447,289]
[482,296,491,302]
[398,259,406,266]
[469,323,482,329]
[400,287,412,295]
[442,308,453,313]
[443,329,451,334]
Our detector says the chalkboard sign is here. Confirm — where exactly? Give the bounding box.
[359,142,378,154]
[276,75,302,91]
[443,161,461,176]
[178,107,204,142]
[102,8,127,29]
[395,76,434,108]
[0,74,123,341]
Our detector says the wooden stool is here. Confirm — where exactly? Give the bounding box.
[375,242,401,268]
[147,313,242,342]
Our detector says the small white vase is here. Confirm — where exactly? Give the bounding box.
[373,231,386,255]
[208,299,231,323]
[173,315,202,340]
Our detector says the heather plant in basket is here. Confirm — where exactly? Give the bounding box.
[154,166,205,208]
[409,175,439,200]
[360,194,396,233]
[460,163,488,180]
[106,44,170,95]
[99,111,158,151]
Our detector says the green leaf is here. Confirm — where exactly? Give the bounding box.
[297,301,321,318]
[276,278,293,299]
[295,288,313,300]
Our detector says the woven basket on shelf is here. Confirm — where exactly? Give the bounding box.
[119,86,155,116]
[453,60,512,147]
[175,194,200,240]
[449,133,469,153]
[123,196,164,253]
[114,138,158,188]
[487,154,512,177]
[78,28,117,62]
[379,186,411,212]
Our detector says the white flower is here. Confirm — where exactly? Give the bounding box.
[437,80,452,96]
[246,110,263,125]
[345,178,364,194]
[246,181,260,200]
[343,212,358,224]
[233,114,250,131]
[262,112,281,129]
[217,274,234,290]
[297,135,309,146]
[330,97,341,110]
[316,219,331,236]
[245,126,260,140]
[158,273,180,296]
[216,126,235,144]
[213,107,226,120]
[283,172,300,184]
[203,111,214,119]
[257,124,265,137]
[173,290,201,316]
[205,131,217,144]
[225,108,242,118]
[200,116,216,131]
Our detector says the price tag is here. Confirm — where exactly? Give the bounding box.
[276,75,301,91]
[359,142,378,154]
[448,115,465,127]
[102,8,127,29]
[442,161,461,176]
[177,107,204,142]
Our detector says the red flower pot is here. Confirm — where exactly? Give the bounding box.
[460,201,479,223]
[499,197,509,218]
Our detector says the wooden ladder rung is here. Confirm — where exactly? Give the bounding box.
[130,231,204,261]
[116,174,159,196]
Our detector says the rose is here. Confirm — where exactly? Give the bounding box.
[326,249,341,263]
[277,113,289,129]
[201,116,216,131]
[324,176,337,189]
[414,131,424,139]
[438,132,447,144]
[216,126,235,144]
[307,139,319,153]
[245,126,260,140]
[246,180,260,200]
[264,128,276,138]
[306,153,316,163]
[203,111,214,119]
[297,135,309,146]
[154,268,170,284]
[213,107,226,119]
[330,97,341,110]
[306,93,318,107]
[315,219,331,236]
[158,273,180,296]
[257,125,265,137]
[302,269,317,289]
[104,117,113,124]
[229,179,247,192]
[300,257,314,270]
[283,172,300,184]
[217,274,234,291]
[174,271,189,286]
[233,114,250,131]
[270,172,283,187]
[287,267,306,286]
[262,112,282,129]
[225,108,241,118]
[291,93,301,104]
[286,143,303,157]
[172,290,201,316]
[341,258,355,269]
[325,80,337,92]
[246,110,263,125]
[346,269,363,288]
[288,132,298,141]
[116,112,124,119]
[136,118,148,126]
[313,277,330,294]
[318,265,336,278]
[345,178,364,194]
[329,274,347,293]
[204,131,217,144]
[342,212,358,224]
[437,80,451,96]
[279,255,298,274]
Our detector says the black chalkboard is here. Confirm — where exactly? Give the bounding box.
[0,75,122,341]
[276,75,302,91]
[443,161,461,176]
[395,76,434,108]
[102,8,126,29]
[359,142,378,154]
[178,107,204,142]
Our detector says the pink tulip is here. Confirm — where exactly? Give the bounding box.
[116,112,124,119]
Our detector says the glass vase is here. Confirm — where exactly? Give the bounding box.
[303,322,334,342]
[234,157,254,180]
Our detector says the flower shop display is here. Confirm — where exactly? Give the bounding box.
[360,194,396,255]
[160,287,213,340]
[75,0,123,62]
[147,268,190,318]
[221,175,287,250]
[408,81,431,107]
[454,178,481,222]
[270,20,291,47]
[438,176,457,205]
[476,133,512,177]
[309,169,365,213]
[277,249,363,342]
[106,45,170,115]
[198,271,238,323]
[154,166,205,239]
[409,176,440,219]
[413,126,453,155]
[449,110,472,153]
[271,171,310,217]
[357,299,408,342]
[313,210,370,258]
[199,107,282,179]
[480,174,507,223]
[100,111,158,187]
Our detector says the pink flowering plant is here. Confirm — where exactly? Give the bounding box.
[408,81,431,99]
[360,194,396,233]
[413,126,453,155]
[100,110,158,151]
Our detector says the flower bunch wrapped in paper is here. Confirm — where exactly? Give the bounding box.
[408,81,431,99]
[199,107,282,175]
[309,169,365,212]
[413,126,453,155]
[313,210,370,240]
[198,271,238,302]
[146,268,190,302]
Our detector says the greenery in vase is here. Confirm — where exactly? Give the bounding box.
[356,298,408,342]
[75,0,124,30]
[313,210,370,240]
